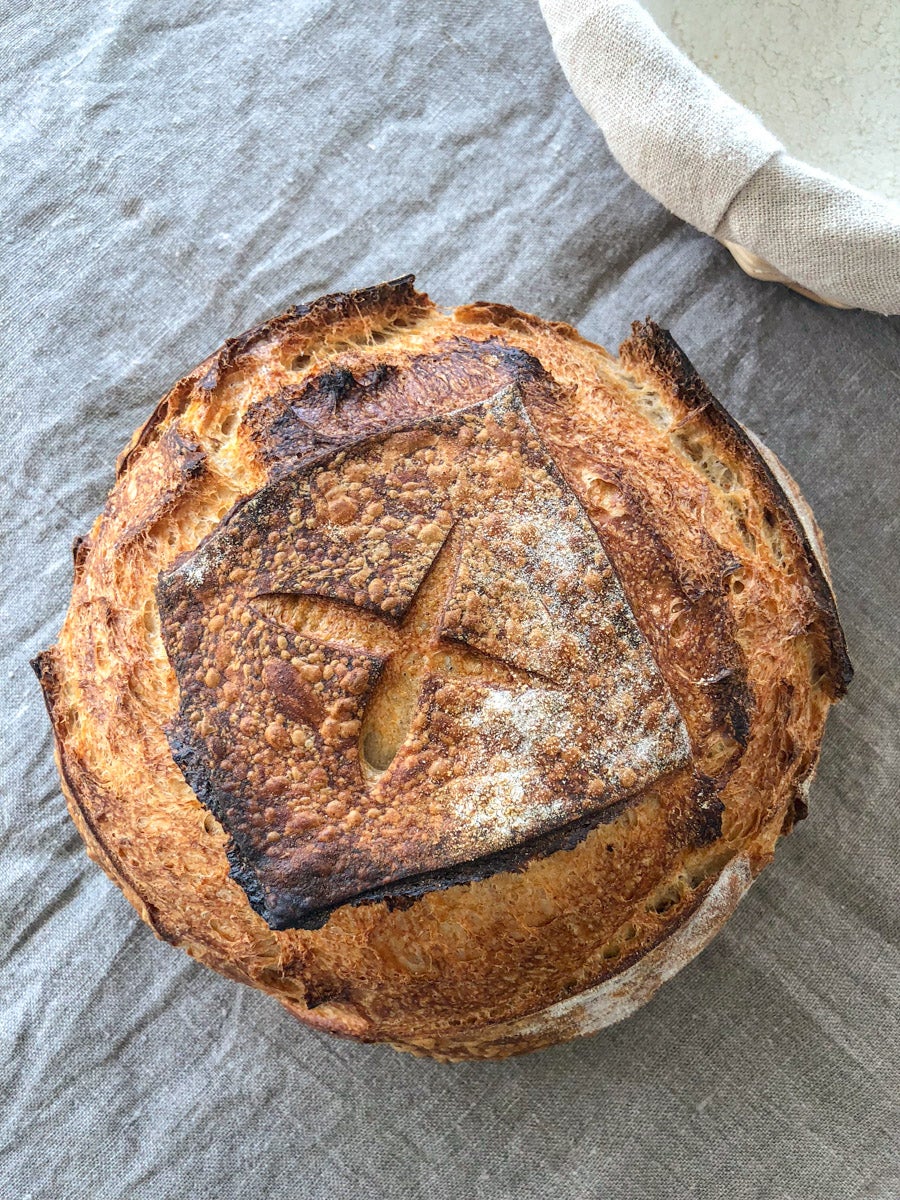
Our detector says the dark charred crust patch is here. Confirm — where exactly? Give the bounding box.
[241,337,551,469]
[620,320,852,696]
[243,367,391,465]
[167,724,270,922]
[30,647,56,689]
[72,535,91,579]
[167,721,227,826]
[291,795,636,931]
[705,669,753,750]
[301,976,354,1009]
[290,274,424,324]
[782,785,809,833]
[684,775,725,847]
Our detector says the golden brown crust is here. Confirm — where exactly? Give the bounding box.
[618,320,851,699]
[34,278,849,1059]
[157,386,694,929]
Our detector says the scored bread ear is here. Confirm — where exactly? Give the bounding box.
[618,318,850,699]
[116,275,435,479]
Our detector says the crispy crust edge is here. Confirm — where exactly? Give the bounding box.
[619,320,852,697]
[31,648,172,940]
[116,275,434,479]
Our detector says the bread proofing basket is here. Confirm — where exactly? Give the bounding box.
[540,0,900,315]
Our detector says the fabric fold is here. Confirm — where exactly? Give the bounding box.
[540,0,900,313]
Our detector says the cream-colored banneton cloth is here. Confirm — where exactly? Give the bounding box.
[540,0,900,314]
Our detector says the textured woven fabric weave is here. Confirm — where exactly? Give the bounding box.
[2,2,898,1197]
[540,0,900,313]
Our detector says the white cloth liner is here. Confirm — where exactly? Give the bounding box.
[540,0,900,314]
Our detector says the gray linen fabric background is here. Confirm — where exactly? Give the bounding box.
[2,2,898,1198]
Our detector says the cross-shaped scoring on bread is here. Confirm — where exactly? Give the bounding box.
[255,520,549,782]
[158,387,692,929]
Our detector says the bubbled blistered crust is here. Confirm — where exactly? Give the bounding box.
[158,387,695,930]
[34,276,850,1060]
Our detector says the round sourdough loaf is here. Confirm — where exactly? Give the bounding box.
[34,277,850,1060]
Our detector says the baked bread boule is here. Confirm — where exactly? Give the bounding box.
[34,276,850,1060]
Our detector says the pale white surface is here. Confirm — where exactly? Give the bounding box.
[643,0,900,198]
[541,0,900,313]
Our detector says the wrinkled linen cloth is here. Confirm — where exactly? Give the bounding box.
[2,2,899,1198]
[540,0,900,314]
